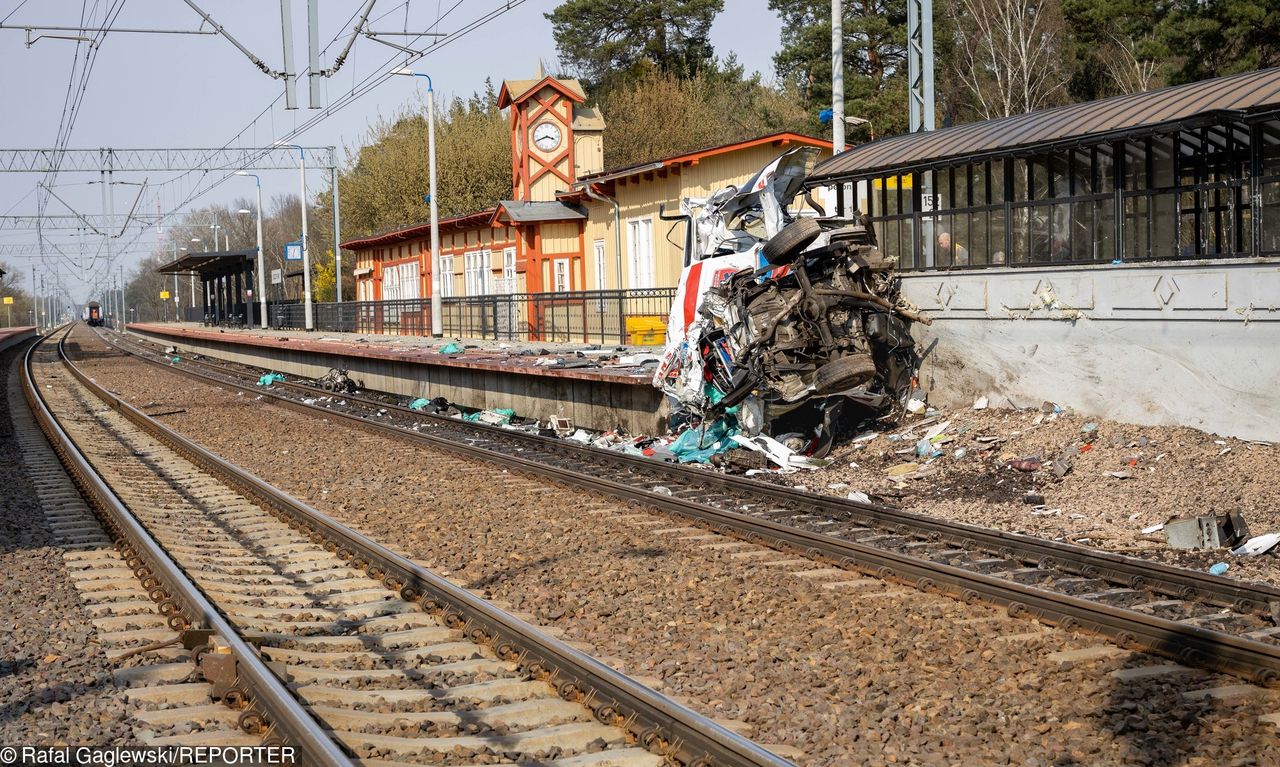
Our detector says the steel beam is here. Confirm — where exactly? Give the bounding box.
[0,147,334,173]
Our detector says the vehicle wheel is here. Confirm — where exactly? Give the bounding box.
[813,354,877,394]
[762,217,822,265]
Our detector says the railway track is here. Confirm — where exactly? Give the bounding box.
[96,327,1280,689]
[22,328,793,767]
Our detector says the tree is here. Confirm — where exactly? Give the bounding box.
[948,0,1071,119]
[337,86,511,240]
[1062,0,1166,100]
[546,0,724,87]
[599,60,811,168]
[771,0,910,138]
[0,262,34,326]
[1157,0,1280,84]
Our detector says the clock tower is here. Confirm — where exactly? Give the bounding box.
[498,65,605,202]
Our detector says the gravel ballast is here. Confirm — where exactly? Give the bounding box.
[68,328,1280,765]
[771,405,1280,586]
[0,349,138,747]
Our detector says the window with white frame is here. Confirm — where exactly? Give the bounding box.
[464,250,489,296]
[502,247,517,293]
[438,255,455,297]
[627,217,655,289]
[553,258,571,292]
[383,264,400,300]
[398,262,419,300]
[593,239,607,291]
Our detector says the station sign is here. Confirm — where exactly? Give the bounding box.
[284,240,303,261]
[271,268,283,285]
[160,290,170,299]
[2,296,12,304]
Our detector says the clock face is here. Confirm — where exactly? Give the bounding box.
[532,121,562,152]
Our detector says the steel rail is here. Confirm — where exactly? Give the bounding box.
[20,331,356,766]
[59,330,794,767]
[95,328,1280,687]
[106,328,1280,615]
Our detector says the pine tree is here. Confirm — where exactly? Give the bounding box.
[545,0,725,87]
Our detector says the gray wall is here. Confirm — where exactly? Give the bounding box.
[901,259,1280,441]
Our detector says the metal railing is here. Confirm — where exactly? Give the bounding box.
[268,289,676,345]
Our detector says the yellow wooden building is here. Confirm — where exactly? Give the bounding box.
[343,68,831,305]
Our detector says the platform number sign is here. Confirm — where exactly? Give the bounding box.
[284,240,303,262]
[271,269,283,285]
[160,290,170,299]
[2,296,12,304]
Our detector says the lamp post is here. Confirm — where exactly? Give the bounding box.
[391,67,442,337]
[235,171,268,329]
[844,115,876,141]
[275,141,313,331]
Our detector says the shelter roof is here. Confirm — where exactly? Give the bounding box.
[156,250,256,276]
[491,200,586,225]
[810,67,1280,182]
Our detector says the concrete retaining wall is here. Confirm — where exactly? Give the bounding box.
[901,259,1280,441]
[127,327,667,435]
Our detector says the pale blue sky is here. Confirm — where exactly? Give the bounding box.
[0,0,784,299]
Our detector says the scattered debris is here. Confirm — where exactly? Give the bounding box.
[1208,562,1230,576]
[1023,492,1045,505]
[652,146,927,457]
[256,372,285,386]
[1165,512,1250,550]
[1141,523,1165,535]
[463,408,516,426]
[1232,533,1280,557]
[972,396,988,411]
[1008,457,1042,472]
[439,341,463,355]
[847,491,871,503]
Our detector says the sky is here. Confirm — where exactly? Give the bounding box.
[0,0,784,303]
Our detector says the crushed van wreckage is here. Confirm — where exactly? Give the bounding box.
[654,147,930,458]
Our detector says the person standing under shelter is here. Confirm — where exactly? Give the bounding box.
[937,231,970,266]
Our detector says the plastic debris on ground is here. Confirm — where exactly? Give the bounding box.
[1232,533,1280,557]
[669,416,740,464]
[408,397,430,412]
[439,341,463,354]
[462,408,516,426]
[256,372,285,386]
[731,433,828,470]
[1208,562,1230,576]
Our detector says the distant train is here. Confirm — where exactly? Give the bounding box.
[84,301,103,326]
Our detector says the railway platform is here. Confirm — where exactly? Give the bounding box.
[125,322,668,434]
[0,326,36,353]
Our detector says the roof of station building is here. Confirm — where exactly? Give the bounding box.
[809,66,1280,183]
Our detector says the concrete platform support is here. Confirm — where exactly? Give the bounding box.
[127,327,667,435]
[902,260,1280,441]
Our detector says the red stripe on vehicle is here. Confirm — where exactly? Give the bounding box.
[682,261,704,331]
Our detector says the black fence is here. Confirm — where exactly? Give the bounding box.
[267,289,676,345]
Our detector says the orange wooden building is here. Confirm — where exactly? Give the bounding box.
[344,68,831,304]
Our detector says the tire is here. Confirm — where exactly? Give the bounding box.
[762,217,822,265]
[812,354,878,394]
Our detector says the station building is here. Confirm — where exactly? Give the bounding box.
[809,66,1280,440]
[342,69,831,303]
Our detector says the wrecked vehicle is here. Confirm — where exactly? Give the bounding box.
[654,147,930,457]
